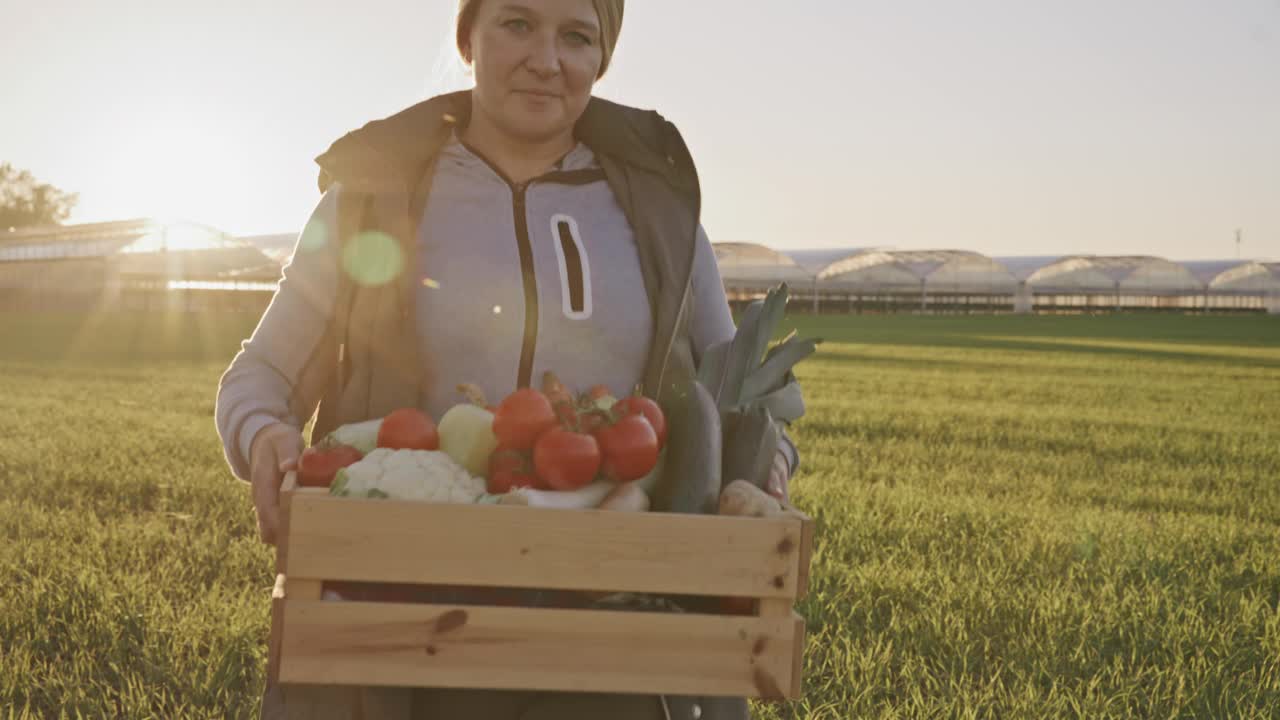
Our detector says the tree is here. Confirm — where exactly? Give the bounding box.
[0,163,78,229]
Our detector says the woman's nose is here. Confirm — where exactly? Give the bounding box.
[524,33,561,78]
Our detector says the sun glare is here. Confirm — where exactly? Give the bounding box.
[105,103,250,233]
[121,221,231,254]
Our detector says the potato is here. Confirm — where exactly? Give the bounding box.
[718,479,783,518]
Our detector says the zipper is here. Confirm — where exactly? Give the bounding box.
[512,183,539,389]
[456,138,604,390]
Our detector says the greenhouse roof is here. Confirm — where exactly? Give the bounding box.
[7,219,1278,299]
[993,256,1066,281]
[0,219,277,281]
[1026,256,1202,293]
[1182,260,1253,284]
[713,243,815,284]
[239,233,299,265]
[0,219,152,262]
[816,249,1018,292]
[781,248,879,274]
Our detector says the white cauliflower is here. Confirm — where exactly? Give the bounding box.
[330,448,486,504]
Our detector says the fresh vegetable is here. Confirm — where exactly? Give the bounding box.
[325,418,383,455]
[697,284,820,492]
[721,408,781,499]
[533,427,601,491]
[497,448,665,510]
[296,444,363,488]
[497,478,616,509]
[718,479,807,521]
[377,408,439,451]
[330,448,485,503]
[487,447,537,494]
[438,401,499,477]
[718,479,783,517]
[633,446,666,496]
[593,413,659,482]
[651,379,721,514]
[613,394,668,448]
[493,388,557,450]
[598,482,650,512]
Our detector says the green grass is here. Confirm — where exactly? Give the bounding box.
[2,310,1279,718]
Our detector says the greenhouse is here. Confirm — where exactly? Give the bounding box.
[0,220,278,311]
[1021,256,1207,311]
[781,248,879,275]
[3,217,1276,315]
[712,242,816,300]
[1185,260,1280,312]
[811,249,1020,312]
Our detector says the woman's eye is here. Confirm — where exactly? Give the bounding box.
[564,31,592,47]
[502,18,531,32]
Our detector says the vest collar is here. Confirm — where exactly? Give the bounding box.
[315,91,697,197]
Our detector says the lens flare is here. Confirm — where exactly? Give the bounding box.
[342,231,402,287]
[298,217,329,252]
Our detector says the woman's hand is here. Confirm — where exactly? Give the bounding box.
[765,449,791,503]
[249,422,303,545]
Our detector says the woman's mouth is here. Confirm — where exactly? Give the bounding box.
[513,90,560,111]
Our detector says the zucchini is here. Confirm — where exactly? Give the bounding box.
[652,379,721,515]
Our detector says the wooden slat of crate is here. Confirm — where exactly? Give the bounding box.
[279,601,803,699]
[284,495,805,599]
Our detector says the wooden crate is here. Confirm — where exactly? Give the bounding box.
[268,472,813,700]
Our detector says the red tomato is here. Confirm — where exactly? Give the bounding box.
[377,408,439,451]
[533,428,601,491]
[487,447,537,494]
[297,444,363,488]
[493,389,558,450]
[593,413,659,482]
[613,395,667,448]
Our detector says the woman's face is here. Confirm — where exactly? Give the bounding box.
[467,0,604,144]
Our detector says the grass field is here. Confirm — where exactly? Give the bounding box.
[2,310,1279,719]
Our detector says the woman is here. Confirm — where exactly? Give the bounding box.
[216,1,799,717]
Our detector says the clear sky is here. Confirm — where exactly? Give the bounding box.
[3,0,1278,260]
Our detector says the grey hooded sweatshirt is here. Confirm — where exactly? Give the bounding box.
[216,133,797,480]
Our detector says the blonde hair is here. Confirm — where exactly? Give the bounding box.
[456,0,624,78]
